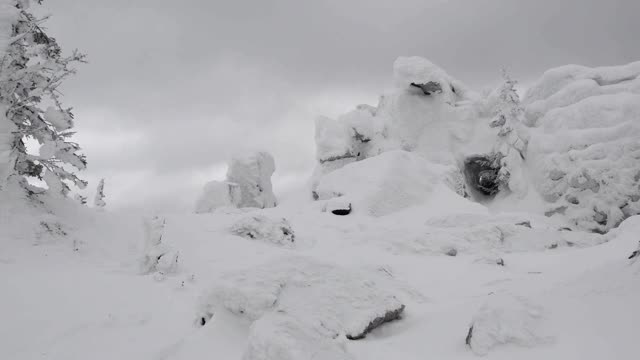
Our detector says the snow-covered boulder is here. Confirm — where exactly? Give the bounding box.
[526,89,640,232]
[466,294,550,356]
[230,214,295,247]
[198,256,405,357]
[243,311,354,360]
[227,152,277,209]
[315,150,453,217]
[194,180,241,213]
[0,104,15,192]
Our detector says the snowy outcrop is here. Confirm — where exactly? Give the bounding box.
[198,257,405,359]
[524,62,640,232]
[312,57,479,185]
[196,152,277,213]
[230,214,295,247]
[466,294,550,356]
[195,181,241,213]
[227,152,277,209]
[315,151,454,217]
[93,178,106,208]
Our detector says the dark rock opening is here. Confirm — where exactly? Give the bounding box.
[331,204,352,216]
[463,155,502,199]
[410,81,443,96]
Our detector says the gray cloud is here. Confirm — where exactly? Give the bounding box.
[37,0,640,210]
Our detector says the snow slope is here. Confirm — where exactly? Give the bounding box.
[1,187,639,359]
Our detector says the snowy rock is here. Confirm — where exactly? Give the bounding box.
[466,294,549,356]
[526,92,640,232]
[230,214,295,247]
[227,152,277,209]
[44,106,73,131]
[198,257,405,352]
[393,56,468,104]
[194,181,241,213]
[315,150,451,217]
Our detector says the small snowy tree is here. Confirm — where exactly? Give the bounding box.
[94,178,105,208]
[490,70,528,196]
[0,0,87,196]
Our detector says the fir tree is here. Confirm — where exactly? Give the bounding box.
[0,0,87,196]
[490,69,528,195]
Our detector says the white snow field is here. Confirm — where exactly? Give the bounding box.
[2,33,639,359]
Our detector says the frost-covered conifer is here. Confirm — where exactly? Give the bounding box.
[0,0,87,195]
[94,178,105,208]
[490,70,528,196]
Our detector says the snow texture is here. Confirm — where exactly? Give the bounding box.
[466,294,550,356]
[229,214,295,247]
[227,152,277,209]
[194,180,241,213]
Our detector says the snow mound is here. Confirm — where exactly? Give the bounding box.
[226,152,277,209]
[466,294,550,356]
[230,214,295,247]
[526,92,640,232]
[315,150,455,217]
[198,256,405,355]
[194,181,241,213]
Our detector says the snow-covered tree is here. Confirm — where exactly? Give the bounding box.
[490,70,528,196]
[94,178,105,208]
[0,0,87,196]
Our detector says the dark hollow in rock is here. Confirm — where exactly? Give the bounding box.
[445,248,458,257]
[496,258,505,266]
[463,155,502,198]
[465,325,474,346]
[331,204,352,216]
[628,249,639,260]
[515,221,532,228]
[410,81,443,96]
[547,243,558,249]
[346,304,405,340]
[559,227,572,232]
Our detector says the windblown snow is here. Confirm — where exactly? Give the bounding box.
[1,49,639,360]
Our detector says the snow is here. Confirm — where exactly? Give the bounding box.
[44,107,74,131]
[229,214,295,247]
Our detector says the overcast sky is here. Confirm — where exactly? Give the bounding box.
[39,0,640,211]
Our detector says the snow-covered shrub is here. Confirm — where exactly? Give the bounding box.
[466,294,550,356]
[0,0,87,196]
[94,178,106,208]
[140,216,179,276]
[194,180,241,213]
[315,150,451,217]
[197,256,405,343]
[230,214,295,247]
[227,152,277,209]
